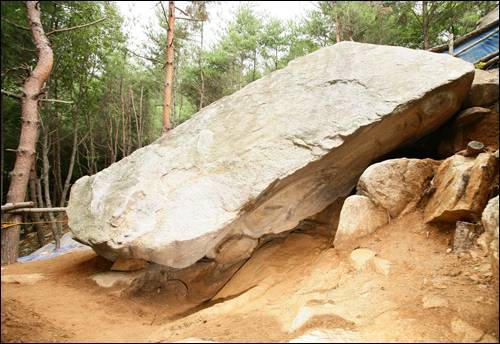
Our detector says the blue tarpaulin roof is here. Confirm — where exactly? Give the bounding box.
[443,23,499,64]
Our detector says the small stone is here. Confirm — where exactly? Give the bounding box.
[433,283,448,289]
[371,257,391,276]
[469,249,480,259]
[446,248,452,254]
[478,334,498,343]
[474,296,485,303]
[422,295,449,309]
[349,248,376,271]
[451,318,484,342]
[111,257,149,272]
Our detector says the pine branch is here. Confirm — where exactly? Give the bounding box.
[46,17,106,36]
[1,18,30,31]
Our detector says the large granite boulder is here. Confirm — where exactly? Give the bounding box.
[68,42,474,269]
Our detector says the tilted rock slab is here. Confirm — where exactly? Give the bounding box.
[68,42,474,269]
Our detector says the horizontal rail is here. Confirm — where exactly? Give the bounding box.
[5,207,67,214]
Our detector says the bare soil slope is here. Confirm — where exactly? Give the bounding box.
[2,211,498,342]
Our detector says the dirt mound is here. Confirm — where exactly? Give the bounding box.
[1,211,498,342]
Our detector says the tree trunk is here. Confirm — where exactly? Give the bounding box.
[139,84,143,147]
[422,1,429,50]
[42,129,61,249]
[59,114,78,207]
[1,1,54,265]
[199,21,205,110]
[162,0,175,134]
[29,162,45,247]
[332,1,341,43]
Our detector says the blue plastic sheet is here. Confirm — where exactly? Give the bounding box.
[17,232,91,263]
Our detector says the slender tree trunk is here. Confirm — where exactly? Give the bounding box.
[1,1,54,265]
[422,1,429,49]
[41,129,61,249]
[198,21,205,110]
[332,1,341,43]
[139,84,143,147]
[59,115,77,207]
[162,0,175,134]
[252,50,257,81]
[29,162,45,247]
[130,88,140,149]
[53,116,63,203]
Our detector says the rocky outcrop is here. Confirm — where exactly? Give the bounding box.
[481,196,499,280]
[67,42,474,269]
[424,152,496,223]
[463,69,499,108]
[334,195,388,247]
[357,158,438,218]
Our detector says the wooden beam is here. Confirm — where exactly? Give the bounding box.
[1,202,35,212]
[6,207,67,214]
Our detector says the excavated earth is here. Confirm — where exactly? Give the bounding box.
[1,209,498,342]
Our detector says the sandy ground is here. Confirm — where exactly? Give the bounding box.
[1,210,499,342]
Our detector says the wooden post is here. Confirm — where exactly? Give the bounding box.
[448,32,454,55]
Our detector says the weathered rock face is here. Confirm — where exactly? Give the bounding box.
[482,196,499,279]
[463,69,499,108]
[424,153,496,223]
[334,195,388,247]
[357,158,438,218]
[67,42,474,269]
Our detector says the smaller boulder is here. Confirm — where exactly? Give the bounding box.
[334,196,388,247]
[424,152,496,223]
[357,158,437,218]
[463,69,499,108]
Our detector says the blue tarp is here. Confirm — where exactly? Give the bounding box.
[17,232,91,263]
[443,23,499,64]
